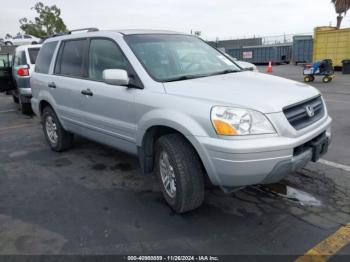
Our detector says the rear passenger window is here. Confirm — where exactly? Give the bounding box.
[56,39,86,77]
[88,39,127,81]
[35,41,58,74]
[14,51,26,66]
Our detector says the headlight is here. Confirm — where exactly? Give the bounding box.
[211,106,275,136]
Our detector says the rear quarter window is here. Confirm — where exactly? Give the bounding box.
[35,41,58,74]
[28,48,40,64]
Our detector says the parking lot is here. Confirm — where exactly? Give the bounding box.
[0,65,349,258]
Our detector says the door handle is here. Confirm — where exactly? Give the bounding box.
[81,89,93,96]
[48,82,56,88]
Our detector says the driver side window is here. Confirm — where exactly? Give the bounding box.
[88,39,127,81]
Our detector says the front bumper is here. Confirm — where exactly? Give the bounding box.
[194,115,332,187]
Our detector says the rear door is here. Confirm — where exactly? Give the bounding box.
[0,53,14,92]
[51,38,89,127]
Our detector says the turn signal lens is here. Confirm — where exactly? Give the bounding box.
[212,119,238,135]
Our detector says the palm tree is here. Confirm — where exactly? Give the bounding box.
[332,0,350,28]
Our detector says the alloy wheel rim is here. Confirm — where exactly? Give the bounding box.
[45,116,58,144]
[159,151,176,198]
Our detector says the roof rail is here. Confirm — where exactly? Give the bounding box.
[40,28,100,43]
[67,28,99,34]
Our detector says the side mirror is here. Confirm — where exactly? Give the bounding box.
[102,69,129,86]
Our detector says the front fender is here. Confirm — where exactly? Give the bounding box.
[136,109,221,185]
[136,108,209,146]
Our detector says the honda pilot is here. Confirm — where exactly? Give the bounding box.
[31,29,332,213]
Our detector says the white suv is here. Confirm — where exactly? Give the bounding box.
[31,29,331,213]
[12,44,41,114]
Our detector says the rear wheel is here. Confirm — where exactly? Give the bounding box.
[155,134,204,213]
[304,76,312,82]
[42,106,74,152]
[12,94,19,104]
[19,96,32,115]
[5,41,12,46]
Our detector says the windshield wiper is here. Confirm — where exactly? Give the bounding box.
[210,69,240,76]
[163,74,204,82]
[163,69,240,82]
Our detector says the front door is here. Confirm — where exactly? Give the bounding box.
[79,38,138,153]
[0,53,14,92]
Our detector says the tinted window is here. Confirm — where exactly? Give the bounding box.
[14,51,27,66]
[28,48,40,64]
[24,35,32,39]
[57,39,86,77]
[0,54,11,67]
[35,41,58,74]
[88,39,127,81]
[13,35,22,39]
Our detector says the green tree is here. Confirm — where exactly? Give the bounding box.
[331,0,350,28]
[19,2,67,38]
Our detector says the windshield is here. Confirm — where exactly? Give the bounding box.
[125,34,241,82]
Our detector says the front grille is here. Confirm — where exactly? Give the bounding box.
[283,96,325,130]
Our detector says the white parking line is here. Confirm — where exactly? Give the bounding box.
[0,109,16,114]
[325,99,350,105]
[319,159,350,172]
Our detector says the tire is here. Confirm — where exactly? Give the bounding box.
[309,76,315,82]
[31,41,37,45]
[19,96,32,115]
[12,94,19,104]
[304,76,311,82]
[322,76,331,83]
[42,106,74,152]
[5,41,13,46]
[155,134,204,213]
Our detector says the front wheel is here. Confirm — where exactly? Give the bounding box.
[42,106,74,152]
[155,134,204,213]
[322,76,332,83]
[5,41,13,46]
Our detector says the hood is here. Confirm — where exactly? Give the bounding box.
[163,71,320,113]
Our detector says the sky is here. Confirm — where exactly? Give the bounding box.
[0,0,349,41]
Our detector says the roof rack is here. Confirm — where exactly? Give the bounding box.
[40,28,100,43]
[67,28,99,34]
